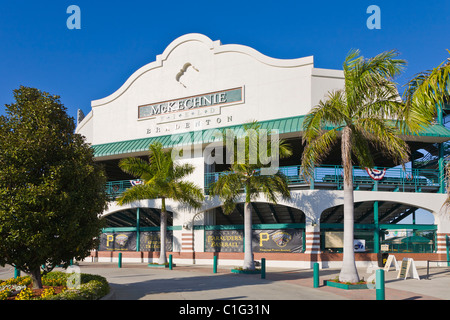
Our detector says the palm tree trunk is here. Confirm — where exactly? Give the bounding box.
[339,126,360,283]
[158,198,168,265]
[243,202,255,270]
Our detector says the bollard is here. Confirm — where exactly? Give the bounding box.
[313,263,319,288]
[376,269,385,300]
[261,258,266,279]
[14,267,20,279]
[169,254,173,270]
[213,255,218,274]
[118,252,122,268]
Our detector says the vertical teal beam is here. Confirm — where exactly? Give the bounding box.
[374,201,379,254]
[213,255,218,273]
[437,102,445,194]
[136,207,140,252]
[439,143,445,193]
[169,254,173,270]
[118,252,122,268]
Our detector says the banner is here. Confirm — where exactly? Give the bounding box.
[252,229,303,253]
[99,232,137,251]
[205,230,244,252]
[140,231,173,252]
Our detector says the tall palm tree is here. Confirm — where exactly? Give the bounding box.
[117,142,204,264]
[209,121,292,270]
[302,49,411,283]
[402,50,450,134]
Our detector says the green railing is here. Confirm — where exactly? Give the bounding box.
[204,165,441,194]
[105,165,442,199]
[106,179,141,200]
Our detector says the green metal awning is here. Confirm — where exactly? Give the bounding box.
[91,115,450,158]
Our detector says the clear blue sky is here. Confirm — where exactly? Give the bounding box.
[1,0,449,120]
[0,0,447,223]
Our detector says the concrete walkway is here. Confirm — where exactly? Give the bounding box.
[2,262,450,300]
[79,262,450,300]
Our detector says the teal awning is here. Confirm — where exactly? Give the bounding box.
[91,115,450,158]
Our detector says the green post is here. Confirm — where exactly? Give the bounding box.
[313,263,319,288]
[446,235,449,267]
[376,269,385,300]
[136,208,140,252]
[213,255,218,274]
[118,252,122,268]
[169,254,173,270]
[14,267,20,279]
[261,258,266,279]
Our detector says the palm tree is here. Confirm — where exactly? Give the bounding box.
[117,142,204,264]
[302,49,411,283]
[402,51,450,206]
[209,121,292,270]
[402,50,450,134]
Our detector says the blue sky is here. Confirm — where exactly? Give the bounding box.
[0,0,447,223]
[1,0,449,121]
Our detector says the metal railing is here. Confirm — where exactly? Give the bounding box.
[204,165,442,194]
[105,165,442,199]
[105,180,141,200]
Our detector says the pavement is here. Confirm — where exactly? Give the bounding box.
[2,261,449,301]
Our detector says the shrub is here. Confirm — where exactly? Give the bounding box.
[0,271,110,300]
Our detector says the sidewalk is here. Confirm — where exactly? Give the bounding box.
[2,262,449,300]
[75,262,450,300]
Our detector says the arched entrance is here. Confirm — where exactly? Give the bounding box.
[319,201,437,254]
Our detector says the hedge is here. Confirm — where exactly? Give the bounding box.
[0,271,110,300]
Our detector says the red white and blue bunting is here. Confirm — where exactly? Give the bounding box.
[130,180,143,186]
[365,168,387,181]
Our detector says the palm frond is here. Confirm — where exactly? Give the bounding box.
[118,157,153,181]
[354,117,409,165]
[301,127,340,178]
[116,184,159,205]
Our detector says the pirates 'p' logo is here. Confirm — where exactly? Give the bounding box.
[272,231,292,248]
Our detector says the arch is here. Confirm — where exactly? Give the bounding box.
[320,201,435,225]
[207,202,306,226]
[103,207,174,228]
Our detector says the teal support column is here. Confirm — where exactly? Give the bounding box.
[374,201,380,254]
[439,143,445,193]
[213,255,218,274]
[136,208,140,252]
[169,254,173,270]
[261,258,266,279]
[313,263,319,288]
[118,252,122,268]
[376,269,385,300]
[437,102,445,194]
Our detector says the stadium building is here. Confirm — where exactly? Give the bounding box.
[76,33,450,268]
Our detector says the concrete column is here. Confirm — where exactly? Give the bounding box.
[304,217,321,254]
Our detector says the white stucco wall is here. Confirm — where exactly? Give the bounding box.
[76,33,344,146]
